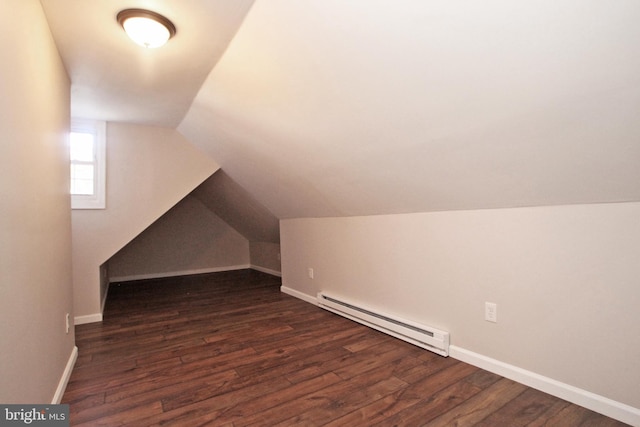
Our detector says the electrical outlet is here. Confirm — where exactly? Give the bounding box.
[308,268,314,279]
[485,302,497,323]
[65,313,71,334]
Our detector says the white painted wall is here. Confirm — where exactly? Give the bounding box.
[71,123,219,320]
[281,202,640,411]
[108,194,250,281]
[0,0,75,402]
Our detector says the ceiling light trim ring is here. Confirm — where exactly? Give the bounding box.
[117,8,176,47]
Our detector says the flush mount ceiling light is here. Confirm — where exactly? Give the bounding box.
[117,9,176,48]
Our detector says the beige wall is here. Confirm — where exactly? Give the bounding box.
[72,123,219,320]
[109,192,282,281]
[281,202,640,410]
[108,194,249,280]
[0,0,74,402]
[250,241,281,275]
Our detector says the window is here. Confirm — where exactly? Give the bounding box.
[70,120,106,209]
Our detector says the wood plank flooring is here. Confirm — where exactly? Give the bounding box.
[63,269,628,426]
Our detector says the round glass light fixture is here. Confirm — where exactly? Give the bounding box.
[117,9,176,48]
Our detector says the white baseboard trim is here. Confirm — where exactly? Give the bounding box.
[74,313,103,325]
[449,345,640,427]
[251,265,282,277]
[109,265,251,283]
[280,286,317,305]
[83,266,258,326]
[278,286,639,426]
[52,346,78,404]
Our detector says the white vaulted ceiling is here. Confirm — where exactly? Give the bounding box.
[42,0,640,219]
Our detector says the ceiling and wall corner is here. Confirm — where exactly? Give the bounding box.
[191,170,280,244]
[40,0,255,127]
[108,193,251,281]
[104,170,282,283]
[178,0,640,219]
[40,0,640,219]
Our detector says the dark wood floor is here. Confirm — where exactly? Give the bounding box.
[63,270,628,426]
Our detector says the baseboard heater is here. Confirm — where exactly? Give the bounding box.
[317,292,450,357]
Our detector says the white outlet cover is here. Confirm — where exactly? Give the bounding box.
[485,302,497,323]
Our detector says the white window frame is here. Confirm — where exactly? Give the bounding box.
[70,119,106,209]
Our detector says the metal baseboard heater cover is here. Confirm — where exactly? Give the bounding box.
[317,292,450,357]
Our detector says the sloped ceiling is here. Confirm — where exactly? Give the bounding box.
[179,0,640,219]
[40,0,640,220]
[192,171,280,243]
[40,0,255,126]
